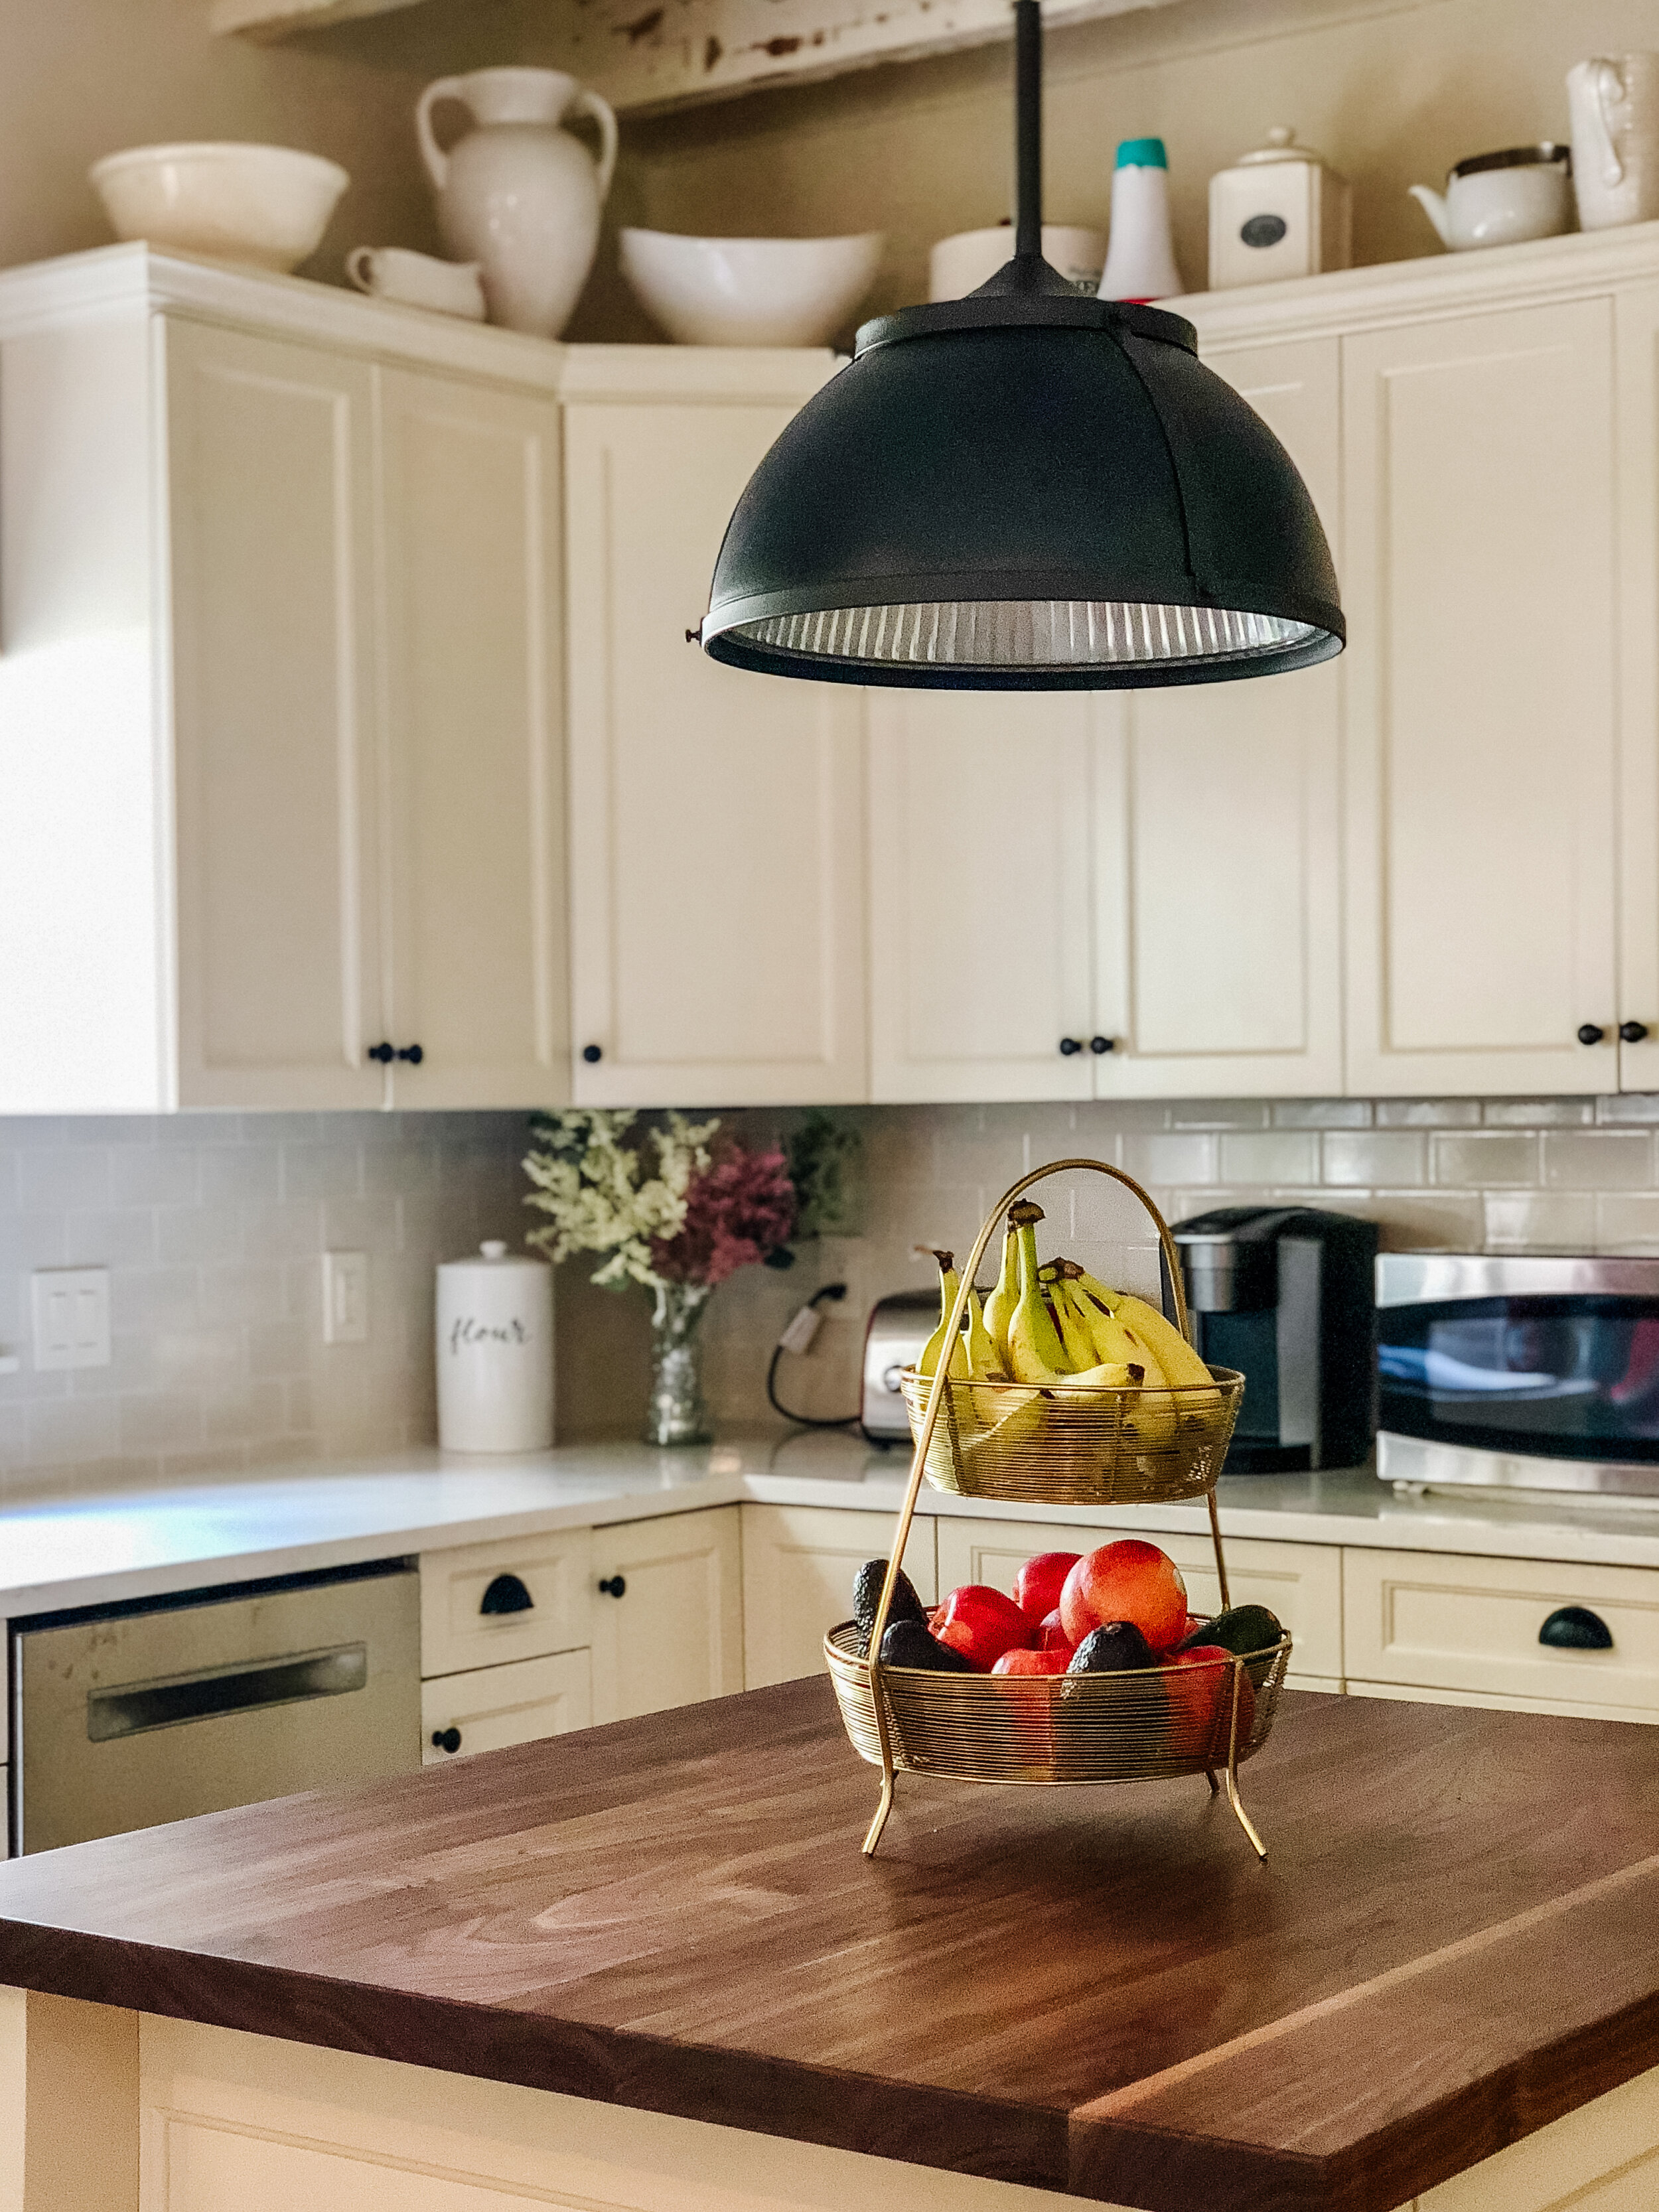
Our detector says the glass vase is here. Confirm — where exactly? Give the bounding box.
[644,1280,712,1446]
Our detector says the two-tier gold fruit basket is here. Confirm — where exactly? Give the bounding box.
[826,1159,1291,1859]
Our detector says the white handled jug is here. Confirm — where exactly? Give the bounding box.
[417,66,617,338]
[1569,54,1659,230]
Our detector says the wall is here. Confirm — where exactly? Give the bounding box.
[0,0,520,283]
[555,1093,1659,1441]
[0,1111,526,1495]
[591,0,1659,336]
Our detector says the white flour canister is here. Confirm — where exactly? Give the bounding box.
[436,1241,553,1452]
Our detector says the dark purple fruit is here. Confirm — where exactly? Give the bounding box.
[879,1618,975,1671]
[1067,1621,1159,1673]
[852,1558,928,1652]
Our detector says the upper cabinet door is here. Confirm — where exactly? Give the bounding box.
[1094,336,1343,1099]
[565,397,866,1107]
[1615,283,1659,1093]
[167,318,383,1109]
[867,693,1098,1102]
[376,368,569,1109]
[1342,301,1619,1096]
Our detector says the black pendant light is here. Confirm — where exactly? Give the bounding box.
[695,0,1342,691]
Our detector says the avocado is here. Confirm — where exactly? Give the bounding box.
[1067,1621,1158,1673]
[852,1558,928,1651]
[1177,1604,1284,1659]
[879,1618,975,1671]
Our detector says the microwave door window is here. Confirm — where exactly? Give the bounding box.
[1377,1296,1659,1461]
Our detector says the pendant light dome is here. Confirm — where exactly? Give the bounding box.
[695,2,1342,692]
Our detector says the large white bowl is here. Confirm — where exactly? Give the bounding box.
[619,230,884,347]
[90,143,350,274]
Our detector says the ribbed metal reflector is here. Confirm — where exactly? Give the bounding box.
[730,600,1317,669]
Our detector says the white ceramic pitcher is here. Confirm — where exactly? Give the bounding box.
[1569,54,1659,230]
[416,66,617,338]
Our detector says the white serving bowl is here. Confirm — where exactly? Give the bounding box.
[90,143,350,273]
[619,230,884,346]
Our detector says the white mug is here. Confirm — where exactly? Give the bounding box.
[346,245,487,320]
[1569,54,1659,230]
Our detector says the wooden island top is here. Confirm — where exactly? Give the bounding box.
[0,1680,1656,2212]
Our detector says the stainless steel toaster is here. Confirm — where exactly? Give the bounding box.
[861,1291,937,1442]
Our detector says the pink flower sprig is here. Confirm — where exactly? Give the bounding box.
[650,1143,797,1289]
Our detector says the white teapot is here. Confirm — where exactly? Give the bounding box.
[417,66,617,338]
[1408,143,1574,252]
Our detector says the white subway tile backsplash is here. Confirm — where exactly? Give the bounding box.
[1597,1191,1659,1247]
[1271,1099,1372,1129]
[1218,1131,1320,1186]
[1542,1131,1653,1189]
[1431,1132,1538,1188]
[1169,1101,1269,1131]
[1597,1093,1659,1124]
[1484,1191,1599,1250]
[1485,1099,1595,1126]
[108,1144,198,1208]
[1375,1100,1481,1127]
[1123,1133,1219,1187]
[17,1146,110,1211]
[1323,1131,1427,1186]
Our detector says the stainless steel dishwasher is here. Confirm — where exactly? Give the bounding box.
[11,1559,421,1853]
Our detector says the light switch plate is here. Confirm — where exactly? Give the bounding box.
[31,1268,111,1370]
[322,1251,369,1344]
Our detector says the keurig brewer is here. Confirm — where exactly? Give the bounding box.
[1171,1206,1378,1472]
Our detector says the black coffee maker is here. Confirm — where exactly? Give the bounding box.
[1171,1205,1378,1472]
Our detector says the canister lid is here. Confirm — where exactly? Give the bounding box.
[1235,125,1337,171]
[439,1240,548,1271]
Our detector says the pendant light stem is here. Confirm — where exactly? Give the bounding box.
[1014,0,1043,260]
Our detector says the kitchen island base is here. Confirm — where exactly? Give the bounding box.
[3,1990,1656,2212]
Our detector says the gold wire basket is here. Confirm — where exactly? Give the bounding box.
[827,1157,1290,1861]
[896,1369,1245,1503]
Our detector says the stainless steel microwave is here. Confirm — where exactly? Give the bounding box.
[1376,1253,1659,1498]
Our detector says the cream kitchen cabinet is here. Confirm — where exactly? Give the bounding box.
[421,1651,593,1763]
[740,1503,937,1687]
[589,1504,744,1722]
[0,246,567,1114]
[865,336,1342,1103]
[563,349,868,1108]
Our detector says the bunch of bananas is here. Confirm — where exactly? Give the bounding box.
[916,1202,1218,1427]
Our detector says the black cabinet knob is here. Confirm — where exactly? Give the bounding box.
[479,1571,534,1616]
[431,1726,462,1754]
[397,1043,423,1066]
[1540,1604,1613,1651]
[597,1574,626,1598]
[1058,1037,1083,1056]
[368,1041,423,1065]
[1577,1024,1607,1046]
[582,1044,603,1064]
[1090,1035,1115,1055]
[1621,1020,1650,1044]
[367,1040,395,1064]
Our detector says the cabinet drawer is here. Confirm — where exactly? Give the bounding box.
[421,1651,591,1764]
[936,1518,1343,1683]
[741,1505,938,1690]
[1344,1548,1659,1712]
[419,1529,591,1679]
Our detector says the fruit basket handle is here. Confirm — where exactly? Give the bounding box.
[861,1157,1228,1855]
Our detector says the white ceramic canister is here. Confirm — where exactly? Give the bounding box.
[436,1241,553,1452]
[1208,127,1352,289]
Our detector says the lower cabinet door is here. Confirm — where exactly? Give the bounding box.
[421,1651,591,1764]
[934,1518,1344,1687]
[590,1506,743,1723]
[741,1505,938,1689]
[1343,1547,1659,1714]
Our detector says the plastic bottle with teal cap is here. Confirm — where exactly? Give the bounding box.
[1116,137,1168,169]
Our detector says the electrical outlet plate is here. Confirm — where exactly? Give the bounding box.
[31,1268,111,1370]
[322,1251,369,1345]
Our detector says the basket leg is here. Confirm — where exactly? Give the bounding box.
[1204,1767,1220,1797]
[1223,1764,1267,1860]
[1221,1657,1266,1859]
[862,1771,896,1857]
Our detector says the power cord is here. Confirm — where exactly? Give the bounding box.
[766,1282,862,1428]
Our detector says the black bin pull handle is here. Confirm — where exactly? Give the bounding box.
[479,1571,534,1616]
[1540,1605,1613,1651]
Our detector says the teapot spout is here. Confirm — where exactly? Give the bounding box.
[1408,184,1451,245]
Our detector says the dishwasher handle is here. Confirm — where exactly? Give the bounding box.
[86,1643,368,1742]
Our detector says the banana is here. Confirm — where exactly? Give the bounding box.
[964,1288,1025,1423]
[916,1247,968,1381]
[982,1223,1020,1371]
[1050,1273,1098,1373]
[1070,1265,1220,1405]
[1054,1266,1167,1383]
[1004,1204,1072,1385]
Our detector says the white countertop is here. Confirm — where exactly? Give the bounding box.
[3,1432,1659,1621]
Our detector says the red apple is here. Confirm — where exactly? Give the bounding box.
[1035,1608,1073,1655]
[991,1647,1070,1676]
[1166,1645,1256,1759]
[931,1584,1033,1671]
[1059,1541,1188,1653]
[1013,1551,1081,1622]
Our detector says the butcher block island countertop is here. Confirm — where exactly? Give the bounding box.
[1,1683,1658,2212]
